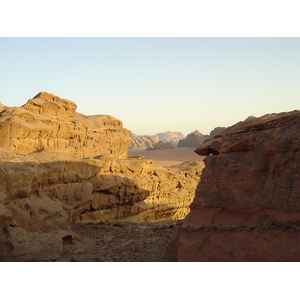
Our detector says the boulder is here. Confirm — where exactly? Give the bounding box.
[166,110,300,262]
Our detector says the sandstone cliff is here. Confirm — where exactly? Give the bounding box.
[166,110,300,262]
[0,92,131,159]
[130,133,159,149]
[0,92,203,261]
[0,149,202,261]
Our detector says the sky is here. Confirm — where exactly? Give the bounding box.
[0,37,299,136]
[1,1,300,297]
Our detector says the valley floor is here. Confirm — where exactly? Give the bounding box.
[59,220,177,262]
[128,147,205,167]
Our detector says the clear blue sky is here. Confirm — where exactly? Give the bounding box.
[0,37,299,136]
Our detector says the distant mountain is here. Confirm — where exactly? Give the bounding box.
[177,127,227,148]
[130,133,159,149]
[177,130,207,148]
[131,127,226,149]
[155,131,185,146]
[146,141,175,151]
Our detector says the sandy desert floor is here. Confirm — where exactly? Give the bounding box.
[127,147,205,167]
[67,220,178,262]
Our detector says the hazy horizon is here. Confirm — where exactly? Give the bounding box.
[0,37,299,136]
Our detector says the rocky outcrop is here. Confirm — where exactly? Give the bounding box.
[165,110,300,262]
[177,130,206,148]
[130,133,159,149]
[155,131,185,146]
[79,158,202,223]
[0,149,100,261]
[0,148,203,261]
[0,92,204,261]
[0,92,131,159]
[146,141,175,151]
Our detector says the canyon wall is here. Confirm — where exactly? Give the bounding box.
[0,92,203,261]
[166,110,300,261]
[0,149,202,261]
[0,92,131,159]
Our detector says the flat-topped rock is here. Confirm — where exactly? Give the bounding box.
[0,92,131,158]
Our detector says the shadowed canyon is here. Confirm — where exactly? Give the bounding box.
[0,92,299,261]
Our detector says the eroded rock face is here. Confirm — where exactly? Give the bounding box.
[0,92,204,261]
[0,148,203,261]
[78,157,202,223]
[0,92,131,158]
[0,149,100,261]
[166,110,300,262]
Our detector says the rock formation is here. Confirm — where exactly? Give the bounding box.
[177,130,206,148]
[155,131,185,146]
[0,92,131,159]
[130,133,159,149]
[165,110,300,262]
[146,141,175,151]
[79,157,202,223]
[0,148,202,261]
[0,92,203,261]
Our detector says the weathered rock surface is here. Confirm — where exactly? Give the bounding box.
[130,133,159,149]
[165,110,300,261]
[177,130,206,148]
[0,92,131,158]
[0,148,202,261]
[0,149,100,261]
[0,92,203,261]
[155,131,185,146]
[146,141,175,151]
[78,157,202,223]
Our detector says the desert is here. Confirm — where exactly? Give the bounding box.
[0,91,300,262]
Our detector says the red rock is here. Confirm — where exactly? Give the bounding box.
[165,110,300,261]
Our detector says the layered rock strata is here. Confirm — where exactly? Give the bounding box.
[166,110,300,262]
[0,92,131,158]
[0,91,203,261]
[79,157,202,223]
[0,148,202,261]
